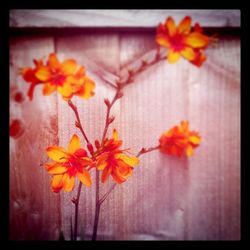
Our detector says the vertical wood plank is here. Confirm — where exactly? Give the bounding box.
[10,36,61,240]
[54,33,121,240]
[187,37,240,240]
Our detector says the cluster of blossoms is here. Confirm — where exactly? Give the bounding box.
[17,15,208,241]
[21,53,95,100]
[46,130,140,192]
[156,16,209,66]
[19,16,205,194]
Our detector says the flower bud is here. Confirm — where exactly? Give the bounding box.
[95,140,101,149]
[87,143,94,154]
[108,116,115,124]
[104,98,110,107]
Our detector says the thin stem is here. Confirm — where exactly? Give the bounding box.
[119,51,166,87]
[136,145,160,157]
[68,100,90,144]
[91,170,100,241]
[67,99,91,241]
[101,89,122,144]
[73,182,82,241]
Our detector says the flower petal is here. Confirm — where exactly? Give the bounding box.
[180,47,195,61]
[51,174,64,193]
[112,129,118,141]
[45,162,68,175]
[57,83,73,98]
[68,134,81,154]
[46,146,69,163]
[62,174,75,192]
[184,32,209,48]
[96,155,108,170]
[101,167,112,183]
[111,168,126,184]
[189,134,201,145]
[35,66,51,82]
[61,59,77,75]
[166,17,176,36]
[77,169,92,187]
[168,50,181,64]
[156,34,170,48]
[178,16,192,34]
[77,78,95,99]
[180,120,189,133]
[186,144,194,157]
[115,153,139,167]
[47,53,60,70]
[43,82,56,95]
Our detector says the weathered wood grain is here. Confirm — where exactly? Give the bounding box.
[9,36,61,240]
[10,10,240,28]
[9,30,240,240]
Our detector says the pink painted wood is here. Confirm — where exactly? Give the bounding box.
[9,31,240,240]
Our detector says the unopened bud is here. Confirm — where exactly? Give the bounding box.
[116,92,123,99]
[75,121,80,128]
[104,98,110,107]
[87,143,94,154]
[95,140,101,149]
[141,59,147,66]
[128,69,133,75]
[108,116,115,124]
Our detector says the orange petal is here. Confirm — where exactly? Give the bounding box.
[77,78,95,99]
[180,120,189,133]
[21,68,39,83]
[116,160,133,178]
[47,53,60,70]
[184,32,209,48]
[57,83,73,98]
[189,134,201,145]
[112,129,118,141]
[68,134,81,154]
[186,144,194,157]
[61,59,77,75]
[156,34,170,48]
[96,155,108,170]
[115,153,139,167]
[168,50,181,64]
[178,16,192,34]
[101,167,112,183]
[43,82,56,95]
[77,169,92,187]
[62,174,75,192]
[45,162,68,175]
[46,146,69,163]
[165,17,176,36]
[51,174,64,193]
[111,168,126,184]
[35,66,51,82]
[180,47,195,61]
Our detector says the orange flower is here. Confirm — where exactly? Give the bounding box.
[159,121,201,157]
[156,16,209,66]
[45,134,93,193]
[21,53,95,100]
[95,129,139,184]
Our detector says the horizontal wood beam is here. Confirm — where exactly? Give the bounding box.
[10,10,240,28]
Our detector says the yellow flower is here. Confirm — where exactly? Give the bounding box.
[95,129,139,184]
[159,121,201,157]
[21,53,95,100]
[156,16,209,66]
[45,134,93,192]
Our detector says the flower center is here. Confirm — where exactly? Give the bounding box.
[169,33,186,52]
